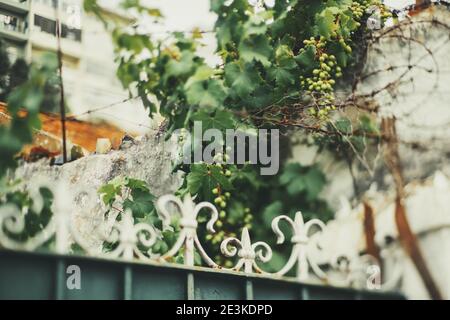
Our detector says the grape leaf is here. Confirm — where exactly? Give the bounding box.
[98,183,118,206]
[123,188,155,219]
[185,79,227,108]
[239,34,272,67]
[190,109,235,131]
[224,62,262,99]
[316,8,338,39]
[303,167,326,200]
[295,45,317,70]
[187,164,233,196]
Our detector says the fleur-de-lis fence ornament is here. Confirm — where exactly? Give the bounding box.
[220,227,272,274]
[156,194,218,267]
[101,208,158,260]
[0,178,72,253]
[271,211,327,281]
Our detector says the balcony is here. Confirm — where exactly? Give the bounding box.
[0,11,28,42]
[0,0,29,15]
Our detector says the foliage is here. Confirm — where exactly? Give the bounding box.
[85,0,393,266]
[8,59,30,94]
[85,0,390,129]
[0,53,59,177]
[99,177,156,220]
[98,177,179,259]
[0,39,11,100]
[98,159,331,268]
[0,52,60,243]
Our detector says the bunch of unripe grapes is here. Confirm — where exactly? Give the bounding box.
[210,154,232,219]
[213,187,230,211]
[299,0,395,120]
[204,153,253,250]
[300,36,342,119]
[351,0,392,22]
[379,4,393,20]
[350,1,366,21]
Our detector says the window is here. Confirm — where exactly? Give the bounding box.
[34,15,56,35]
[61,23,81,41]
[34,14,82,42]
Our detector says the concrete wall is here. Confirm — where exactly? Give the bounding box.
[13,135,182,251]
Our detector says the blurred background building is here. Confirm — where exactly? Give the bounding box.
[0,0,415,134]
[0,0,29,60]
[0,0,150,133]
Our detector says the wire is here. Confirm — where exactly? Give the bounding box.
[65,96,140,120]
[94,111,155,131]
[41,96,157,131]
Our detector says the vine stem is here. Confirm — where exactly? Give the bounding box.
[381,117,442,300]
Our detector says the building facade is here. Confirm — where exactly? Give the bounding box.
[0,0,150,133]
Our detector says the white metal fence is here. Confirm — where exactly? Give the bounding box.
[0,178,402,291]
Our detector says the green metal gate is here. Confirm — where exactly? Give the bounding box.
[0,250,404,300]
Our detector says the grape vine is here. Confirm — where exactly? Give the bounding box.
[87,0,393,267]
